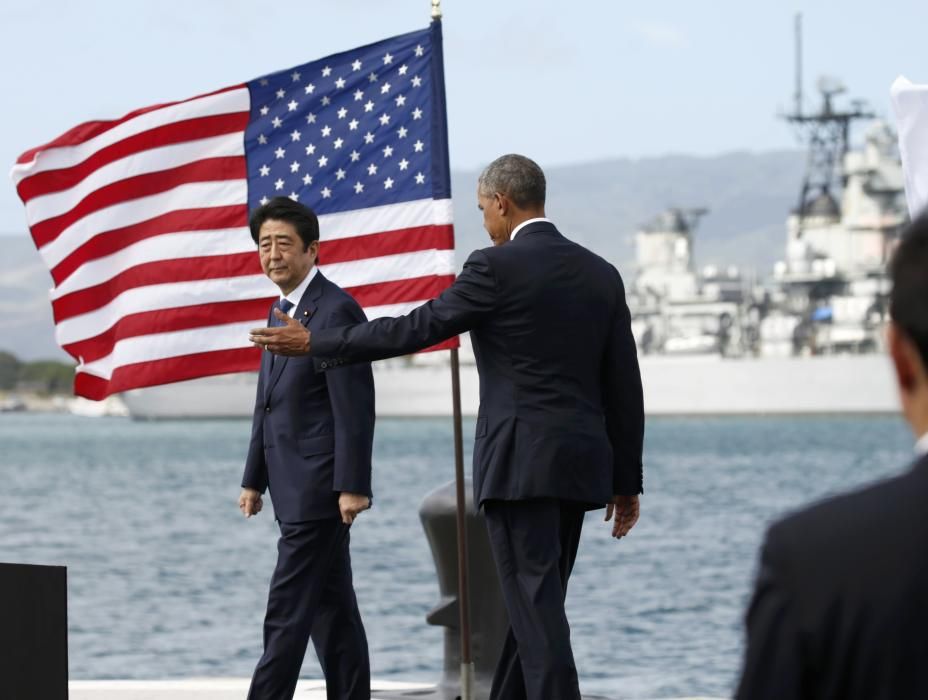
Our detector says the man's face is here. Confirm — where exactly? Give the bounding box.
[258,218,317,294]
[477,187,509,246]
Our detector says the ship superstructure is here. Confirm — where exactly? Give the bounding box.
[630,208,747,358]
[770,115,905,357]
[629,14,907,366]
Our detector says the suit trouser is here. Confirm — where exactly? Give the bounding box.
[483,499,586,700]
[248,517,370,700]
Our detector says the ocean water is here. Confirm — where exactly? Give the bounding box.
[0,413,915,698]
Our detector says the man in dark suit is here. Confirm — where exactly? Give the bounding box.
[252,155,645,699]
[240,197,375,700]
[736,212,928,699]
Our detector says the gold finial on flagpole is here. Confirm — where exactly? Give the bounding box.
[431,0,442,20]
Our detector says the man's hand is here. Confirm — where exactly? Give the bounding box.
[338,492,370,525]
[249,308,311,356]
[605,495,640,539]
[239,488,263,518]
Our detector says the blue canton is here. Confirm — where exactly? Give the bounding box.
[245,27,441,216]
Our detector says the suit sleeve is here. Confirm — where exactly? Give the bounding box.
[323,298,376,497]
[602,269,644,495]
[241,359,268,493]
[735,529,805,700]
[312,249,498,364]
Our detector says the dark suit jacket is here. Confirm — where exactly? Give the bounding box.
[312,221,644,507]
[736,454,928,699]
[242,271,375,523]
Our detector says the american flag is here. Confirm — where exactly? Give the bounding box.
[10,22,456,400]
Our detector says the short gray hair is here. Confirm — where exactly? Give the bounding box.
[478,154,546,208]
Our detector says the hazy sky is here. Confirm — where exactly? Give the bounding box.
[2,0,927,234]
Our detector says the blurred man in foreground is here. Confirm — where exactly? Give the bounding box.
[736,212,928,698]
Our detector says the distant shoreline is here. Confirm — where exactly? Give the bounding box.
[0,390,71,413]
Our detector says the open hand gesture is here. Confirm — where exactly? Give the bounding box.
[249,308,311,356]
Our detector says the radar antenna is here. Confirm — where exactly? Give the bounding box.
[783,13,873,235]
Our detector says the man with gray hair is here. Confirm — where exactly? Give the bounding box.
[251,153,645,699]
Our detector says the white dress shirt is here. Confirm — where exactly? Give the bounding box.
[916,431,928,457]
[510,217,552,240]
[280,265,318,317]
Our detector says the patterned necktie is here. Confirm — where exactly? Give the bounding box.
[269,298,295,368]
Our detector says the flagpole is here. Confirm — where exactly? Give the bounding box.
[430,3,473,697]
[449,346,474,700]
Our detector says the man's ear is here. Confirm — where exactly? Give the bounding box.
[308,239,320,261]
[889,321,918,393]
[495,192,510,217]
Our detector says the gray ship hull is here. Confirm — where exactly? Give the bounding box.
[120,354,897,419]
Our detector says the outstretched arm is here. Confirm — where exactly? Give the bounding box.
[251,250,498,362]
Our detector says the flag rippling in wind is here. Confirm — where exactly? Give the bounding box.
[10,22,456,400]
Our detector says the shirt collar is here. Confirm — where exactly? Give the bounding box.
[280,266,317,312]
[916,431,928,457]
[510,217,552,240]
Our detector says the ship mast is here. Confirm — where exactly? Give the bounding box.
[784,13,873,236]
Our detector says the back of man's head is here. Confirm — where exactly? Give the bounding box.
[890,212,928,371]
[478,154,546,209]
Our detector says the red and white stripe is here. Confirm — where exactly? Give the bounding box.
[12,87,456,400]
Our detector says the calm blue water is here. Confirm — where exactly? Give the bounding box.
[0,413,915,698]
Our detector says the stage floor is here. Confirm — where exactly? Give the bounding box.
[68,679,725,700]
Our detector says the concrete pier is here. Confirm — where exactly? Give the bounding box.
[68,679,725,700]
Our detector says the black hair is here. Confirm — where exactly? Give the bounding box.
[890,211,928,367]
[248,197,320,250]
